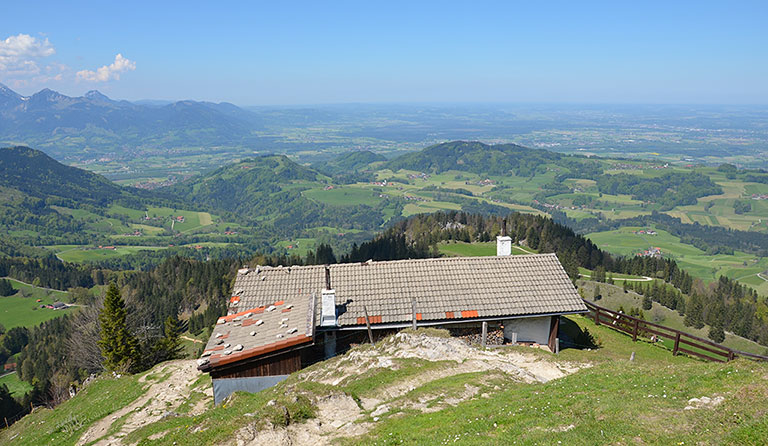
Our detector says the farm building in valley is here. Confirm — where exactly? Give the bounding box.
[198,236,587,403]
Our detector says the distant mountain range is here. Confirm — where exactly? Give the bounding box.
[0,83,262,156]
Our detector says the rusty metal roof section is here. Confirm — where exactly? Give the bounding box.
[197,286,315,372]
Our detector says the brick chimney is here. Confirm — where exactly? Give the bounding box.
[321,266,337,327]
[497,218,512,256]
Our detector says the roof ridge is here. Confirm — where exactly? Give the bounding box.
[246,253,556,273]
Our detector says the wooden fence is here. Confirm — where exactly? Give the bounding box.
[583,300,768,363]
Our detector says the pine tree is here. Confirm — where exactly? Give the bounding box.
[683,294,705,329]
[708,321,725,343]
[593,285,602,301]
[642,295,653,311]
[0,278,15,297]
[98,283,139,371]
[155,316,184,362]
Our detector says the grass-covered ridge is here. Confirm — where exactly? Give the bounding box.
[3,317,767,445]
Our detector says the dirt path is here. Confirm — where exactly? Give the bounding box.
[76,360,210,446]
[181,335,203,344]
[2,276,68,293]
[579,273,653,282]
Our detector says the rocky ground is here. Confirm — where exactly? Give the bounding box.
[234,330,585,445]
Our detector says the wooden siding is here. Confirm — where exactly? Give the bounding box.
[211,350,301,379]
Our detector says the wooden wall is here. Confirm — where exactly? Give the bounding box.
[211,350,302,379]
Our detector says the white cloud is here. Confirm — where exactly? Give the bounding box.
[0,33,55,76]
[76,54,136,82]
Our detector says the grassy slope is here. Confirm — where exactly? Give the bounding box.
[578,280,768,355]
[1,373,147,445]
[0,372,32,398]
[4,319,768,446]
[0,278,70,329]
[347,318,768,445]
[437,241,535,257]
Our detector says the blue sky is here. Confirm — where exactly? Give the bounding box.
[1,1,766,105]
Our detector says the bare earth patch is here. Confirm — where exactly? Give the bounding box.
[235,331,586,445]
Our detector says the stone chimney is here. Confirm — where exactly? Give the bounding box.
[321,266,337,327]
[497,218,512,256]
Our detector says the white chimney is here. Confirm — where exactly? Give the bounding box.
[321,266,337,327]
[497,218,511,256]
[321,289,337,326]
[497,235,512,256]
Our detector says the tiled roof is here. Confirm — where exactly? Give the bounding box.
[328,254,585,325]
[198,253,586,370]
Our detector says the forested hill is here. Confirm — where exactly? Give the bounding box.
[165,154,323,219]
[385,140,599,177]
[164,155,397,233]
[312,150,385,181]
[0,146,129,206]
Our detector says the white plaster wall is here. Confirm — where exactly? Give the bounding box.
[503,316,551,344]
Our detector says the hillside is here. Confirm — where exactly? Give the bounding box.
[385,140,579,176]
[0,146,248,259]
[165,155,401,234]
[313,150,386,179]
[3,321,767,445]
[0,146,127,206]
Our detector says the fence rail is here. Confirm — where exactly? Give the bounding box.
[583,299,768,363]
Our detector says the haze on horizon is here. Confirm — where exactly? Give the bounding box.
[1,1,767,106]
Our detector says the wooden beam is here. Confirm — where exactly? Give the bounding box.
[363,305,375,347]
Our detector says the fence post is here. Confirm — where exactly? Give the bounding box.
[673,333,680,356]
[481,321,488,347]
[594,308,600,326]
[632,319,639,342]
[728,351,735,362]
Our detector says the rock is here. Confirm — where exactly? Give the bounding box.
[371,405,390,417]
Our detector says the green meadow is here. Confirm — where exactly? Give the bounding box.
[0,278,70,329]
[437,241,536,257]
[303,186,382,206]
[585,226,767,287]
[54,246,166,263]
[0,372,32,398]
[6,318,768,446]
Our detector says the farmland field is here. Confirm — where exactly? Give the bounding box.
[585,226,768,289]
[53,246,166,263]
[0,278,71,329]
[303,186,382,206]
